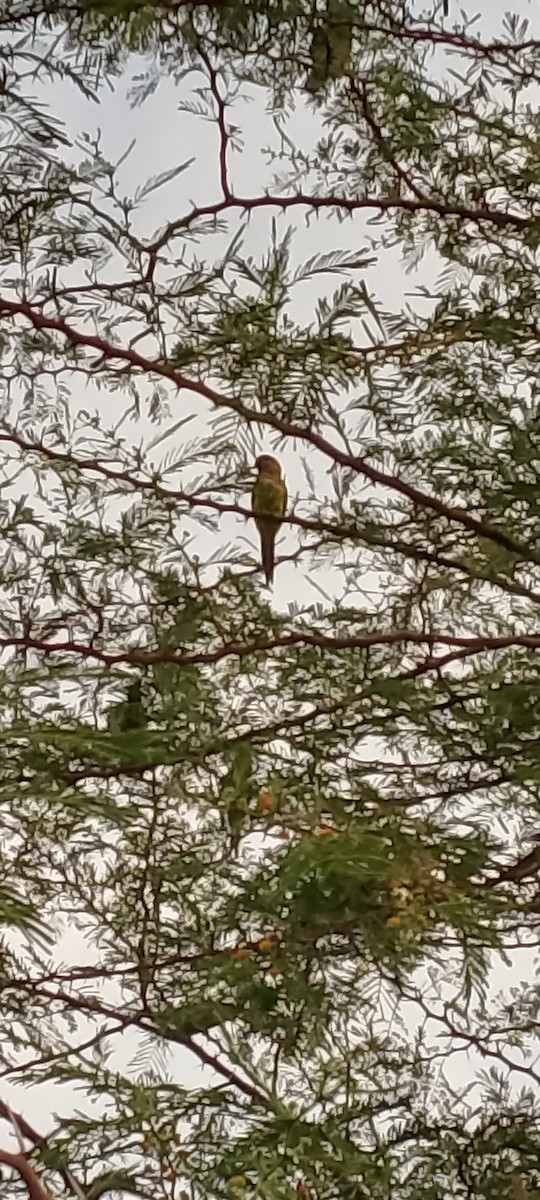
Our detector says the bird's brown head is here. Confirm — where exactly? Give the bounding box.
[255,455,282,478]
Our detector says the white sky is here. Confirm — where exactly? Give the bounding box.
[2,0,540,1184]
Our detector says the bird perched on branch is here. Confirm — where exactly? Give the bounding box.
[251,455,287,586]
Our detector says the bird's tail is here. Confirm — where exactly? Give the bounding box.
[260,524,277,585]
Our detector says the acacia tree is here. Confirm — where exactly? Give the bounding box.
[1,1,540,1197]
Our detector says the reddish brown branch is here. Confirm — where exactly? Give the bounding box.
[148,188,530,254]
[2,427,540,608]
[396,980,540,1088]
[4,981,269,1108]
[199,49,231,200]
[0,298,536,569]
[351,78,433,205]
[359,21,540,61]
[0,1148,52,1200]
[2,628,540,671]
[0,1103,86,1199]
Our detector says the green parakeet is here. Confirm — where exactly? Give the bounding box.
[306,2,353,94]
[221,741,253,851]
[251,455,287,586]
[107,679,147,733]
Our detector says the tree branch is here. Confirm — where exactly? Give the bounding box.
[0,299,536,568]
[0,1148,52,1200]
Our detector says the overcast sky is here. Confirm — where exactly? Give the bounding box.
[2,0,540,1169]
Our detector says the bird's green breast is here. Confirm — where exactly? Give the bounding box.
[253,477,287,517]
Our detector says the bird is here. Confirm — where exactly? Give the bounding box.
[305,1,353,94]
[107,679,147,733]
[220,741,253,853]
[251,455,288,586]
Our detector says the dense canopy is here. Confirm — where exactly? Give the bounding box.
[1,2,540,1198]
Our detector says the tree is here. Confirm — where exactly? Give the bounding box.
[1,0,540,1197]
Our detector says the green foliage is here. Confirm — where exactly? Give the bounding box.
[2,1,540,1199]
